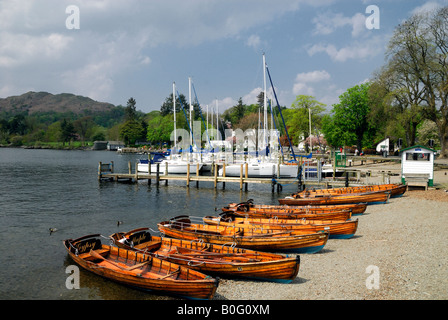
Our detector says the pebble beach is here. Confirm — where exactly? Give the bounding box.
[213,161,448,300]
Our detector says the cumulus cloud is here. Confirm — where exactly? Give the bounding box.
[410,1,442,15]
[0,32,73,68]
[293,70,331,95]
[306,35,385,62]
[312,11,367,38]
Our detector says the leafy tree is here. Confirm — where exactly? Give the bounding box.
[74,116,94,146]
[9,114,27,135]
[386,7,448,157]
[125,97,137,121]
[146,114,174,143]
[120,120,146,145]
[60,118,76,145]
[223,97,247,126]
[323,83,372,152]
[284,95,325,152]
[160,93,188,116]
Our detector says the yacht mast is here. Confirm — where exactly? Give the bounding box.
[263,53,268,152]
[189,77,193,147]
[173,82,176,148]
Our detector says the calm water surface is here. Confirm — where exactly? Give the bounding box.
[0,148,296,300]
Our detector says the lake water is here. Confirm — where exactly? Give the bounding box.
[0,147,297,300]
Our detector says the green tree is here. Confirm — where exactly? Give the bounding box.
[74,116,94,146]
[386,7,448,157]
[160,93,188,116]
[125,97,137,121]
[323,83,372,151]
[223,97,247,126]
[285,95,325,151]
[146,114,174,143]
[60,118,76,145]
[120,120,146,145]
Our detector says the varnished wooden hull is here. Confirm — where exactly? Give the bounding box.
[224,209,353,220]
[296,183,406,198]
[224,201,367,216]
[63,234,219,300]
[158,217,329,254]
[203,216,358,239]
[110,228,300,283]
[226,202,367,215]
[278,191,390,205]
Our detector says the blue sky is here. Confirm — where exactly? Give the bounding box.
[1,0,447,114]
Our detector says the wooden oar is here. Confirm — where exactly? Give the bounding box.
[89,250,151,271]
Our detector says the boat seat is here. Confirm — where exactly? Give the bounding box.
[79,249,109,261]
[133,240,161,251]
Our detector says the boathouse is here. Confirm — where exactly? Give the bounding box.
[400,145,436,189]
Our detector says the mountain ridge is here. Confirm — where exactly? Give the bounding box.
[0,91,117,115]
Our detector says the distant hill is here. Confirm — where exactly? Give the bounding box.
[0,91,117,115]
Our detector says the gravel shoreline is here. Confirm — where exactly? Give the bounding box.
[213,165,448,300]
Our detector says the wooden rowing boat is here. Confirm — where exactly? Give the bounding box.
[222,208,353,220]
[294,183,407,198]
[158,216,329,254]
[224,199,367,216]
[203,215,358,239]
[278,190,390,205]
[110,227,300,283]
[63,234,219,300]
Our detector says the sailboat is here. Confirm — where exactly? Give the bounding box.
[219,54,300,178]
[138,81,203,174]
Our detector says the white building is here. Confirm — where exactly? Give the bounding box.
[400,145,436,187]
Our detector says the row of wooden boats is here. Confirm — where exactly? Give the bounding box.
[279,183,406,205]
[63,183,406,300]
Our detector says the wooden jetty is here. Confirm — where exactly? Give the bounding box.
[98,161,354,191]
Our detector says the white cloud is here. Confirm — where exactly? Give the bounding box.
[307,36,385,62]
[0,32,73,68]
[410,1,442,15]
[295,70,331,83]
[293,70,331,96]
[242,87,262,105]
[246,35,261,49]
[312,11,367,38]
[214,97,237,112]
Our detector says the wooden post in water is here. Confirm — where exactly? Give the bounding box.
[240,164,243,190]
[135,162,138,182]
[245,162,248,191]
[186,163,190,187]
[156,163,160,185]
[196,163,199,188]
[214,164,218,188]
[222,163,226,189]
[98,162,102,180]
